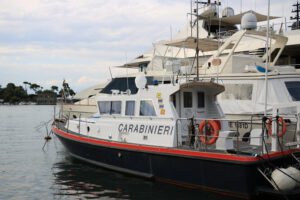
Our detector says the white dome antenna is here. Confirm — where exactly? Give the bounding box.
[241,13,257,30]
[222,7,234,17]
[135,75,147,89]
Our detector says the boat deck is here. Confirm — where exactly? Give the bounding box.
[55,121,300,160]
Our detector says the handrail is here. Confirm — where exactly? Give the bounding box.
[175,115,299,155]
[216,21,300,39]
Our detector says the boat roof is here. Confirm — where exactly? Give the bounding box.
[208,10,279,25]
[160,37,234,52]
[161,28,287,52]
[116,48,154,68]
[116,57,151,68]
[178,81,225,96]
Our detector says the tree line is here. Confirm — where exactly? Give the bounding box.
[0,81,75,104]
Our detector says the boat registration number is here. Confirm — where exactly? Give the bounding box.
[229,122,249,129]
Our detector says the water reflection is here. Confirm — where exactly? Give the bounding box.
[51,153,241,200]
[52,156,130,199]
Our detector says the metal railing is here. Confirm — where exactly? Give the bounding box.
[175,115,300,156]
[216,21,300,40]
[55,109,300,156]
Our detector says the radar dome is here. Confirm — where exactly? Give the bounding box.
[241,13,257,30]
[222,7,234,17]
[135,75,147,89]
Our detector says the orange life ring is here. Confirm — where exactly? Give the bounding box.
[198,120,219,145]
[266,117,286,137]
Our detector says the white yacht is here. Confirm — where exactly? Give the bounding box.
[61,1,300,138]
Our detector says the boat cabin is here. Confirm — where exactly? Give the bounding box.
[66,76,231,150]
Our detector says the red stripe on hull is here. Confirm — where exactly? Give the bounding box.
[52,125,299,162]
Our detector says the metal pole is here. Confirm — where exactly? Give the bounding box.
[53,105,56,121]
[191,0,193,37]
[240,0,242,14]
[236,121,239,155]
[296,1,299,29]
[79,113,81,134]
[264,0,270,116]
[67,112,70,133]
[196,1,199,80]
[263,0,271,153]
[217,0,220,83]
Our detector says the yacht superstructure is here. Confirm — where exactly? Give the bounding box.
[61,1,300,127]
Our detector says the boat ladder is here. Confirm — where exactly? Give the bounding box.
[257,167,280,190]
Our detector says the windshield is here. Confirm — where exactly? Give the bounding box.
[285,81,300,101]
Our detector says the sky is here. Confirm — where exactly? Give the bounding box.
[0,0,297,92]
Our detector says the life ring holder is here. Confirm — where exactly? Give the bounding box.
[266,117,286,138]
[198,120,220,145]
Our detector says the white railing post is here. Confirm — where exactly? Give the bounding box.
[297,105,300,148]
[271,107,279,152]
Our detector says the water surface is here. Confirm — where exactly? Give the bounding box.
[0,105,240,199]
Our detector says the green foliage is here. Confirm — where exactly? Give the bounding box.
[0,85,3,99]
[51,85,58,92]
[0,81,75,104]
[59,81,75,97]
[30,83,40,93]
[2,83,27,104]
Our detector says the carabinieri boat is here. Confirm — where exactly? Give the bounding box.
[53,73,300,199]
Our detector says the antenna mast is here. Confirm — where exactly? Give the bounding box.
[196,1,199,81]
[264,0,270,116]
[193,0,220,81]
[191,0,193,37]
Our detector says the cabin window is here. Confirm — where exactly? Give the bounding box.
[101,77,154,95]
[221,84,253,100]
[140,100,156,116]
[184,92,193,108]
[285,81,300,101]
[197,92,205,108]
[98,101,121,115]
[125,101,135,116]
[98,101,111,114]
[111,101,121,114]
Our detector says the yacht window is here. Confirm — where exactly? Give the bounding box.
[101,77,154,95]
[197,92,205,108]
[221,84,253,100]
[111,101,121,114]
[140,100,156,116]
[98,101,111,114]
[285,81,300,101]
[125,101,135,116]
[184,92,193,108]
